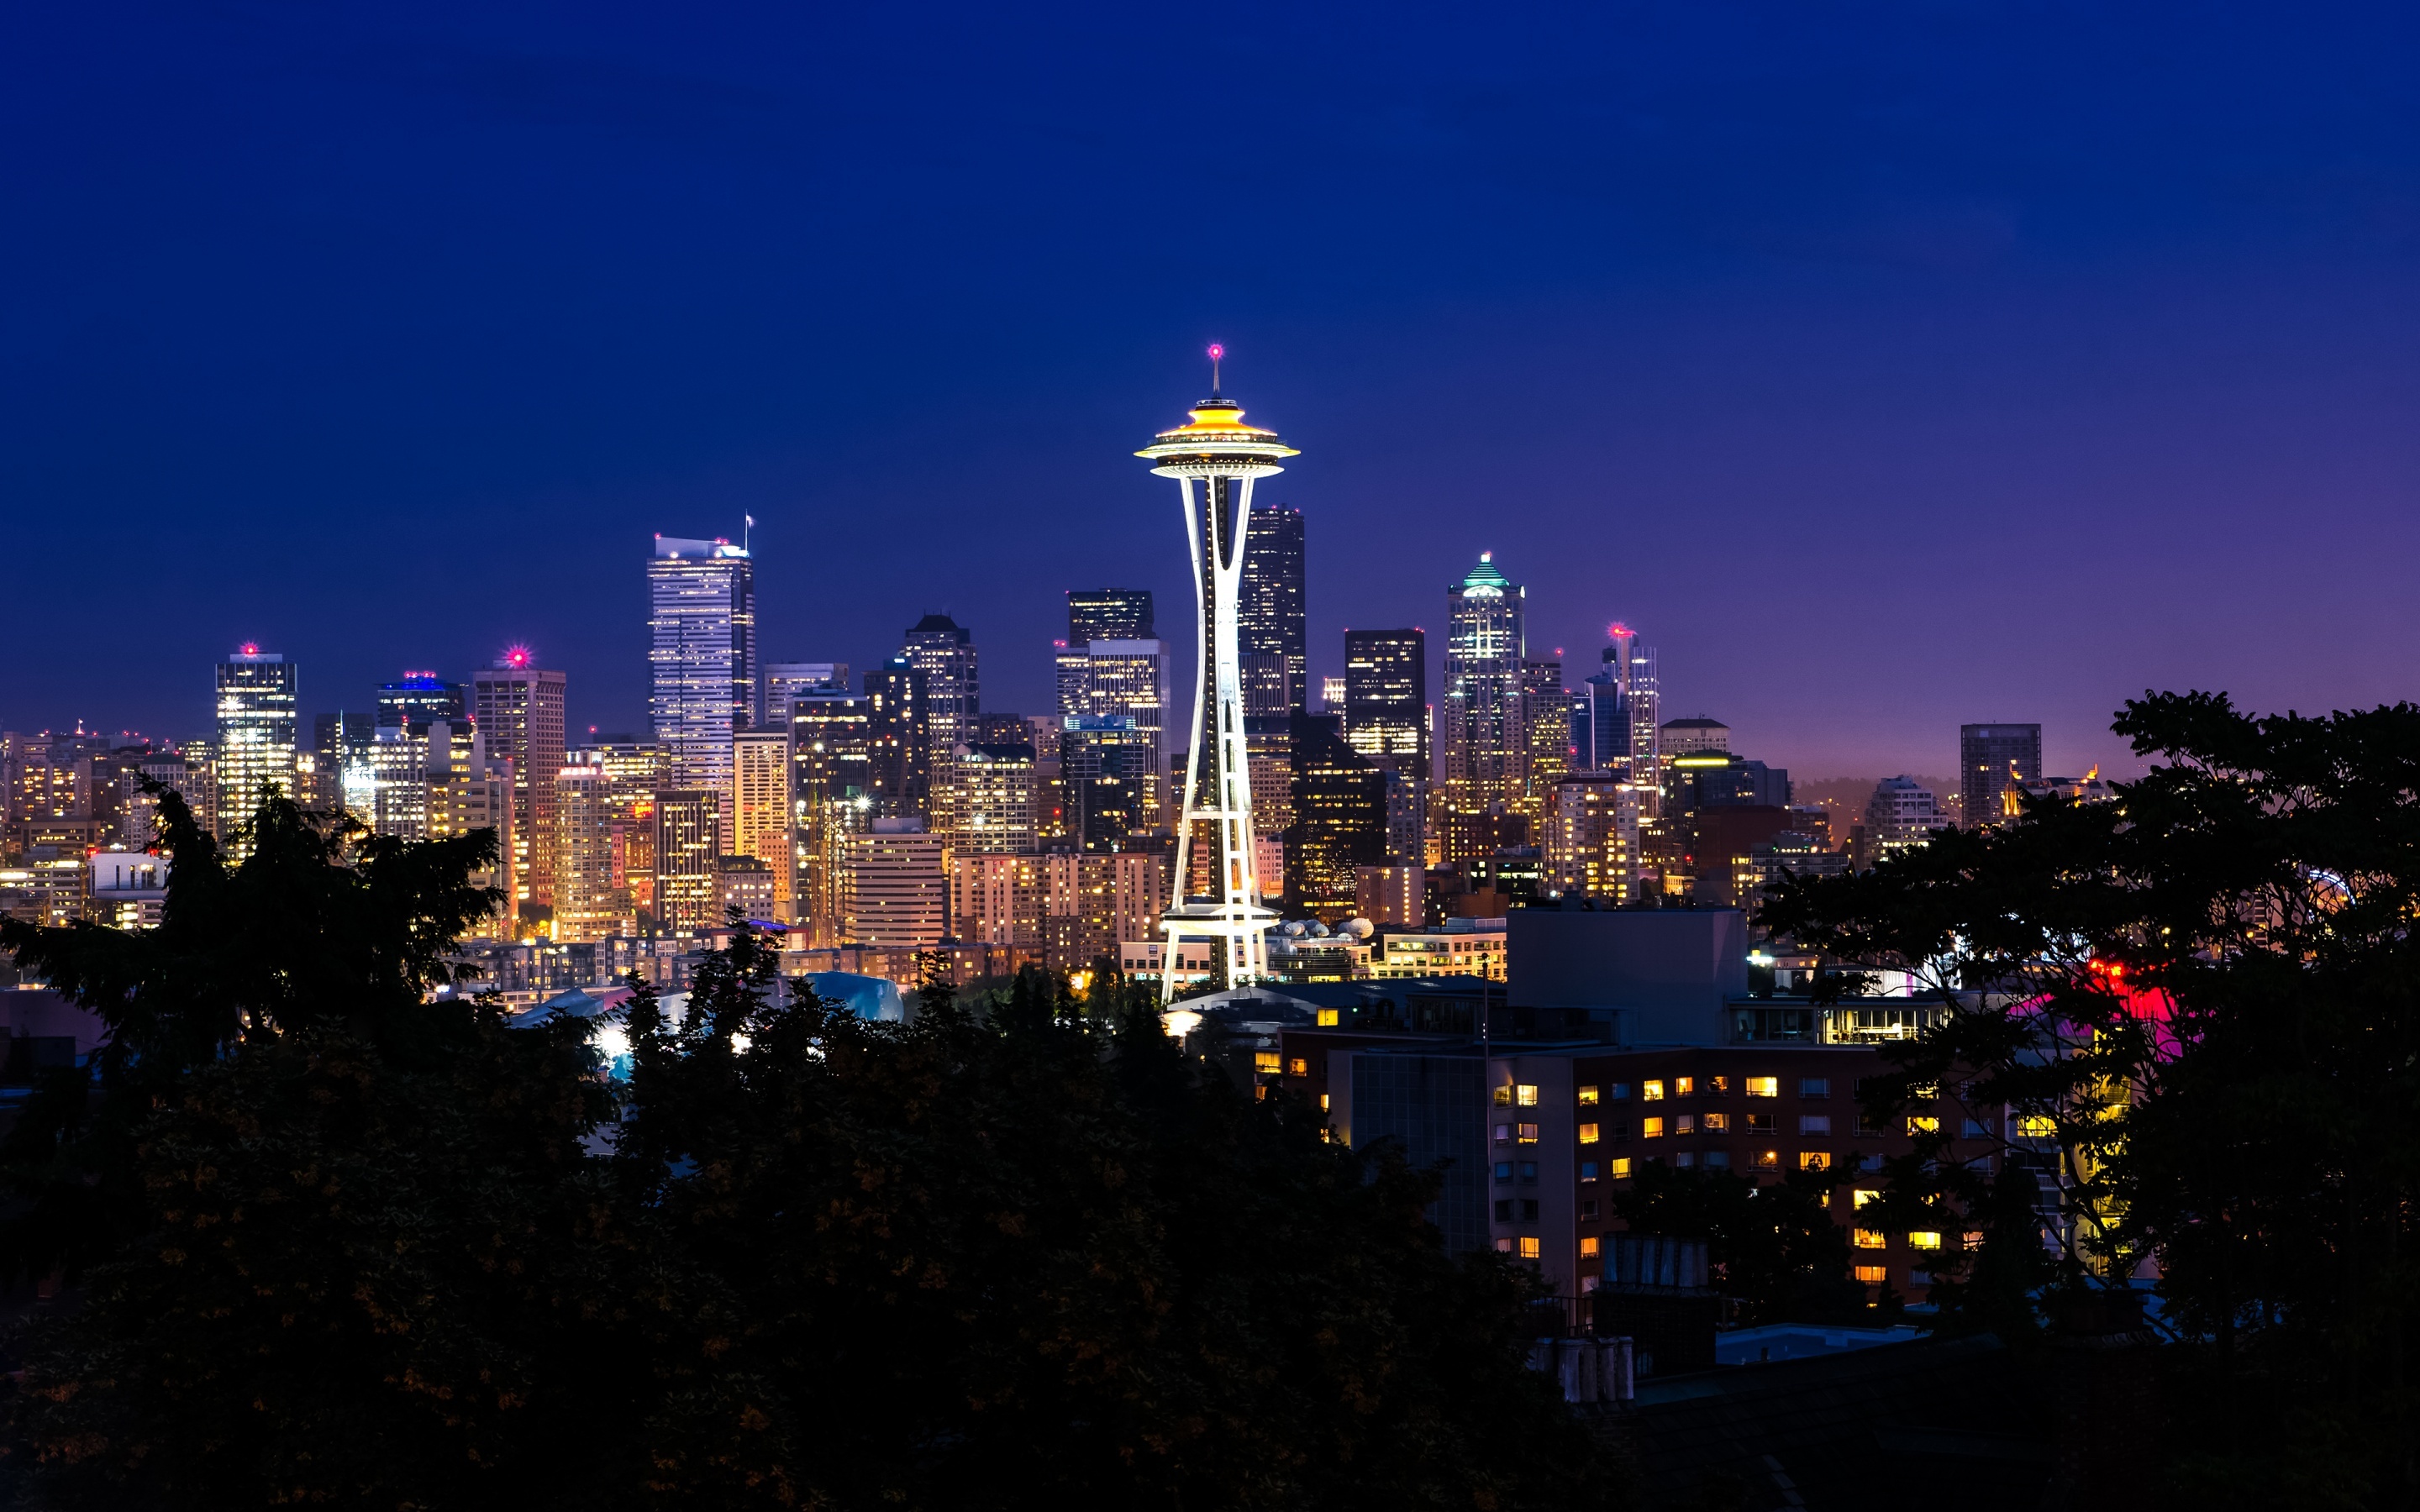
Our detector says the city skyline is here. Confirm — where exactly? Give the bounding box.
[18,9,2420,781]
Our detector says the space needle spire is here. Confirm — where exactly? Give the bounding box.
[1136,347,1298,1000]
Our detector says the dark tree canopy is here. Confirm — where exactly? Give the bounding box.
[0,792,1611,1509]
[1761,692,2420,1507]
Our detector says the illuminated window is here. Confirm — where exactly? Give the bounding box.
[1745,1076,1779,1098]
[1578,1123,1601,1145]
[1254,1051,1281,1074]
[1907,1115,1940,1136]
[1800,1152,1830,1171]
[1855,1264,1886,1284]
[2016,1115,2055,1139]
[1707,1075,1729,1094]
[1579,1236,1600,1257]
[1854,1228,1886,1249]
[1315,1008,1339,1026]
[1799,1115,1831,1136]
[1752,1149,1780,1169]
[1494,1237,1513,1252]
[1518,1236,1541,1259]
[1607,1083,1631,1101]
[1577,1084,1600,1105]
[1702,1112,1729,1133]
[1319,1094,1330,1110]
[1675,1077,1694,1096]
[1854,1189,1881,1208]
[1642,1080,1665,1101]
[1908,1231,1942,1251]
[1517,1123,1539,1144]
[1287,1058,1307,1077]
[1494,1123,1512,1144]
[1642,1117,1665,1138]
[1612,1158,1634,1179]
[1515,1084,1539,1107]
[1676,1114,1697,1136]
[1493,1085,1513,1107]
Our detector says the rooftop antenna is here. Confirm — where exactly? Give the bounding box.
[744,513,755,554]
[1207,343,1224,397]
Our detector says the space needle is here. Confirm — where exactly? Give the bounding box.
[1136,347,1298,1000]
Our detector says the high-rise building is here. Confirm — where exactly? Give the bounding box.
[423,725,516,932]
[1285,712,1387,921]
[569,737,666,921]
[1856,777,1950,868]
[842,818,949,948]
[1439,554,1523,859]
[901,614,978,771]
[215,645,298,853]
[1518,657,1570,821]
[1342,630,1428,774]
[1659,717,1730,758]
[1320,675,1346,713]
[1546,773,1642,902]
[374,673,466,737]
[471,651,566,912]
[1243,716,1296,865]
[1960,724,2044,828]
[764,663,850,732]
[1238,502,1306,717]
[554,764,632,942]
[313,713,374,816]
[865,656,929,819]
[934,742,1037,859]
[648,534,759,797]
[1060,716,1159,851]
[791,690,876,945]
[1576,624,1661,811]
[1139,369,1295,994]
[652,789,723,932]
[733,729,794,922]
[1067,588,1155,644]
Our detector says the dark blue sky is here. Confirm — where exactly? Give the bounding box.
[12,2,2420,778]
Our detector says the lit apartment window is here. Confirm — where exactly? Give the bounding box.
[1702,1112,1729,1133]
[1642,1117,1665,1138]
[1642,1080,1665,1101]
[1675,1077,1694,1096]
[1854,1189,1881,1208]
[1907,1115,1940,1136]
[1518,1236,1541,1259]
[1607,1083,1631,1101]
[1319,1094,1330,1110]
[2016,1114,2055,1139]
[1494,1237,1513,1253]
[1517,1123,1539,1144]
[1493,1085,1513,1107]
[1287,1058,1307,1077]
[1254,1051,1281,1074]
[1578,1123,1601,1145]
[1854,1265,1886,1284]
[1800,1152,1830,1171]
[1676,1114,1697,1136]
[1580,1161,1599,1182]
[1908,1231,1942,1251]
[1707,1075,1729,1095]
[1799,1115,1831,1136]
[1854,1228,1886,1249]
[1752,1149,1780,1169]
[1494,1123,1512,1145]
[1315,1008,1339,1026]
[1577,1084,1600,1105]
[1611,1158,1634,1179]
[1515,1084,1539,1106]
[1579,1236,1600,1257]
[1800,1077,1829,1098]
[1745,1076,1779,1098]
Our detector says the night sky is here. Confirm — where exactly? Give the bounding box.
[12,3,2420,780]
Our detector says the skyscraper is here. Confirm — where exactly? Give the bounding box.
[471,649,566,912]
[1342,629,1428,773]
[553,763,631,942]
[763,662,849,732]
[214,645,297,854]
[733,728,794,922]
[652,789,723,932]
[1137,364,1297,995]
[375,672,466,736]
[901,613,978,781]
[865,656,929,819]
[1439,554,1523,857]
[1067,588,1155,643]
[648,534,758,796]
[1960,723,2044,827]
[791,689,876,945]
[1285,711,1386,921]
[1518,656,1570,820]
[1238,502,1306,717]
